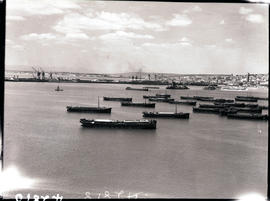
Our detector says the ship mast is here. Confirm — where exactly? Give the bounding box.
[98,96,100,108]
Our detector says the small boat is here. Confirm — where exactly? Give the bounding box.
[143,111,189,119]
[227,114,268,120]
[80,119,157,129]
[55,86,63,91]
[121,102,155,108]
[168,100,196,106]
[126,87,148,91]
[103,97,132,102]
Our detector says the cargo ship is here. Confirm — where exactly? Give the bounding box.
[143,86,160,89]
[193,96,214,101]
[80,119,157,129]
[199,104,225,109]
[103,97,132,102]
[149,98,174,102]
[143,111,189,119]
[235,97,258,102]
[227,114,268,120]
[192,107,220,114]
[180,96,196,100]
[214,99,234,103]
[126,87,148,91]
[156,93,171,98]
[236,96,268,100]
[67,97,112,113]
[168,100,196,106]
[121,102,155,108]
[67,106,111,113]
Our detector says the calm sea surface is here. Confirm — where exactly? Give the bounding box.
[3,82,268,198]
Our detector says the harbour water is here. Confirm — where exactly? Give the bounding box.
[3,82,268,198]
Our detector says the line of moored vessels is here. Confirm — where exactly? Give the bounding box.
[65,86,268,129]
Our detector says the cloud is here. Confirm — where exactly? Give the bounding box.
[7,0,81,16]
[239,7,253,15]
[99,31,154,40]
[6,15,25,21]
[192,5,202,12]
[166,14,192,26]
[245,14,264,23]
[65,33,89,40]
[54,11,164,34]
[219,20,225,25]
[225,38,233,43]
[21,33,57,40]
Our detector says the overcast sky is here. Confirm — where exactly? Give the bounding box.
[5,0,269,74]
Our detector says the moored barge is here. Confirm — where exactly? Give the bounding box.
[227,114,268,120]
[168,100,196,106]
[235,97,258,102]
[80,119,157,129]
[121,102,155,108]
[149,98,174,102]
[103,97,132,102]
[126,87,148,91]
[67,106,111,113]
[143,111,189,119]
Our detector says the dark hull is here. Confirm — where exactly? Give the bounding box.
[230,107,262,113]
[67,106,111,113]
[193,96,214,101]
[236,96,268,100]
[155,94,171,98]
[214,99,234,103]
[121,102,155,108]
[80,119,157,129]
[149,98,174,102]
[215,103,246,107]
[143,112,189,119]
[103,97,132,102]
[235,97,258,102]
[199,104,225,109]
[126,87,148,91]
[169,101,196,106]
[227,114,268,120]
[180,96,196,100]
[193,107,220,114]
[143,95,159,99]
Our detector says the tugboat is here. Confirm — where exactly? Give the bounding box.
[121,101,155,108]
[80,119,157,129]
[227,113,268,120]
[203,85,217,90]
[103,97,132,102]
[55,85,63,91]
[67,97,112,113]
[126,87,148,91]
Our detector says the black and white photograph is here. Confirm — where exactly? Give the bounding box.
[0,0,269,199]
